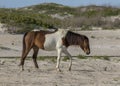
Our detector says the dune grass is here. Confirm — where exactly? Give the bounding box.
[91,56,110,61]
[0,55,110,62]
[76,55,110,61]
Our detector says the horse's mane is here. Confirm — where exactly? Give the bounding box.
[65,31,88,46]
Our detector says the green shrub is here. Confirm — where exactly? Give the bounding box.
[92,56,110,61]
[77,55,88,59]
[0,4,120,33]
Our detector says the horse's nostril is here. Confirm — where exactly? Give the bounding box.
[86,51,90,55]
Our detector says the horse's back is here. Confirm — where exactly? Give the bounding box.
[23,29,68,50]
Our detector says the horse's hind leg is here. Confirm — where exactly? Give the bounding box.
[32,46,39,69]
[19,45,32,71]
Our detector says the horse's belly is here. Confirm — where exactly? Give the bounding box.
[44,39,56,51]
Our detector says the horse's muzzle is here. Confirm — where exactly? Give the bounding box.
[86,51,90,55]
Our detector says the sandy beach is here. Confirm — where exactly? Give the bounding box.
[0,30,120,86]
[1,30,120,57]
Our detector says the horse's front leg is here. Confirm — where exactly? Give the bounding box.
[62,47,72,71]
[56,48,62,72]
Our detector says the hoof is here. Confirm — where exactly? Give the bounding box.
[18,65,24,71]
[18,63,21,66]
[68,68,71,71]
[56,68,61,72]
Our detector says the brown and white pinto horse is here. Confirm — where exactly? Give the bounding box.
[19,29,90,71]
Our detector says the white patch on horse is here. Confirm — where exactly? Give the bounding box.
[44,29,68,51]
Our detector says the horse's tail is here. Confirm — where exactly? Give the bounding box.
[22,31,37,55]
[22,32,28,57]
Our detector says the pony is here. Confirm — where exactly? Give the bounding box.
[19,29,90,71]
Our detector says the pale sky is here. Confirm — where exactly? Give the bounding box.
[0,0,120,8]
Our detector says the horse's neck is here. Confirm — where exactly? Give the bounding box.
[65,35,82,46]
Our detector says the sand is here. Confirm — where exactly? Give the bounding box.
[0,30,120,86]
